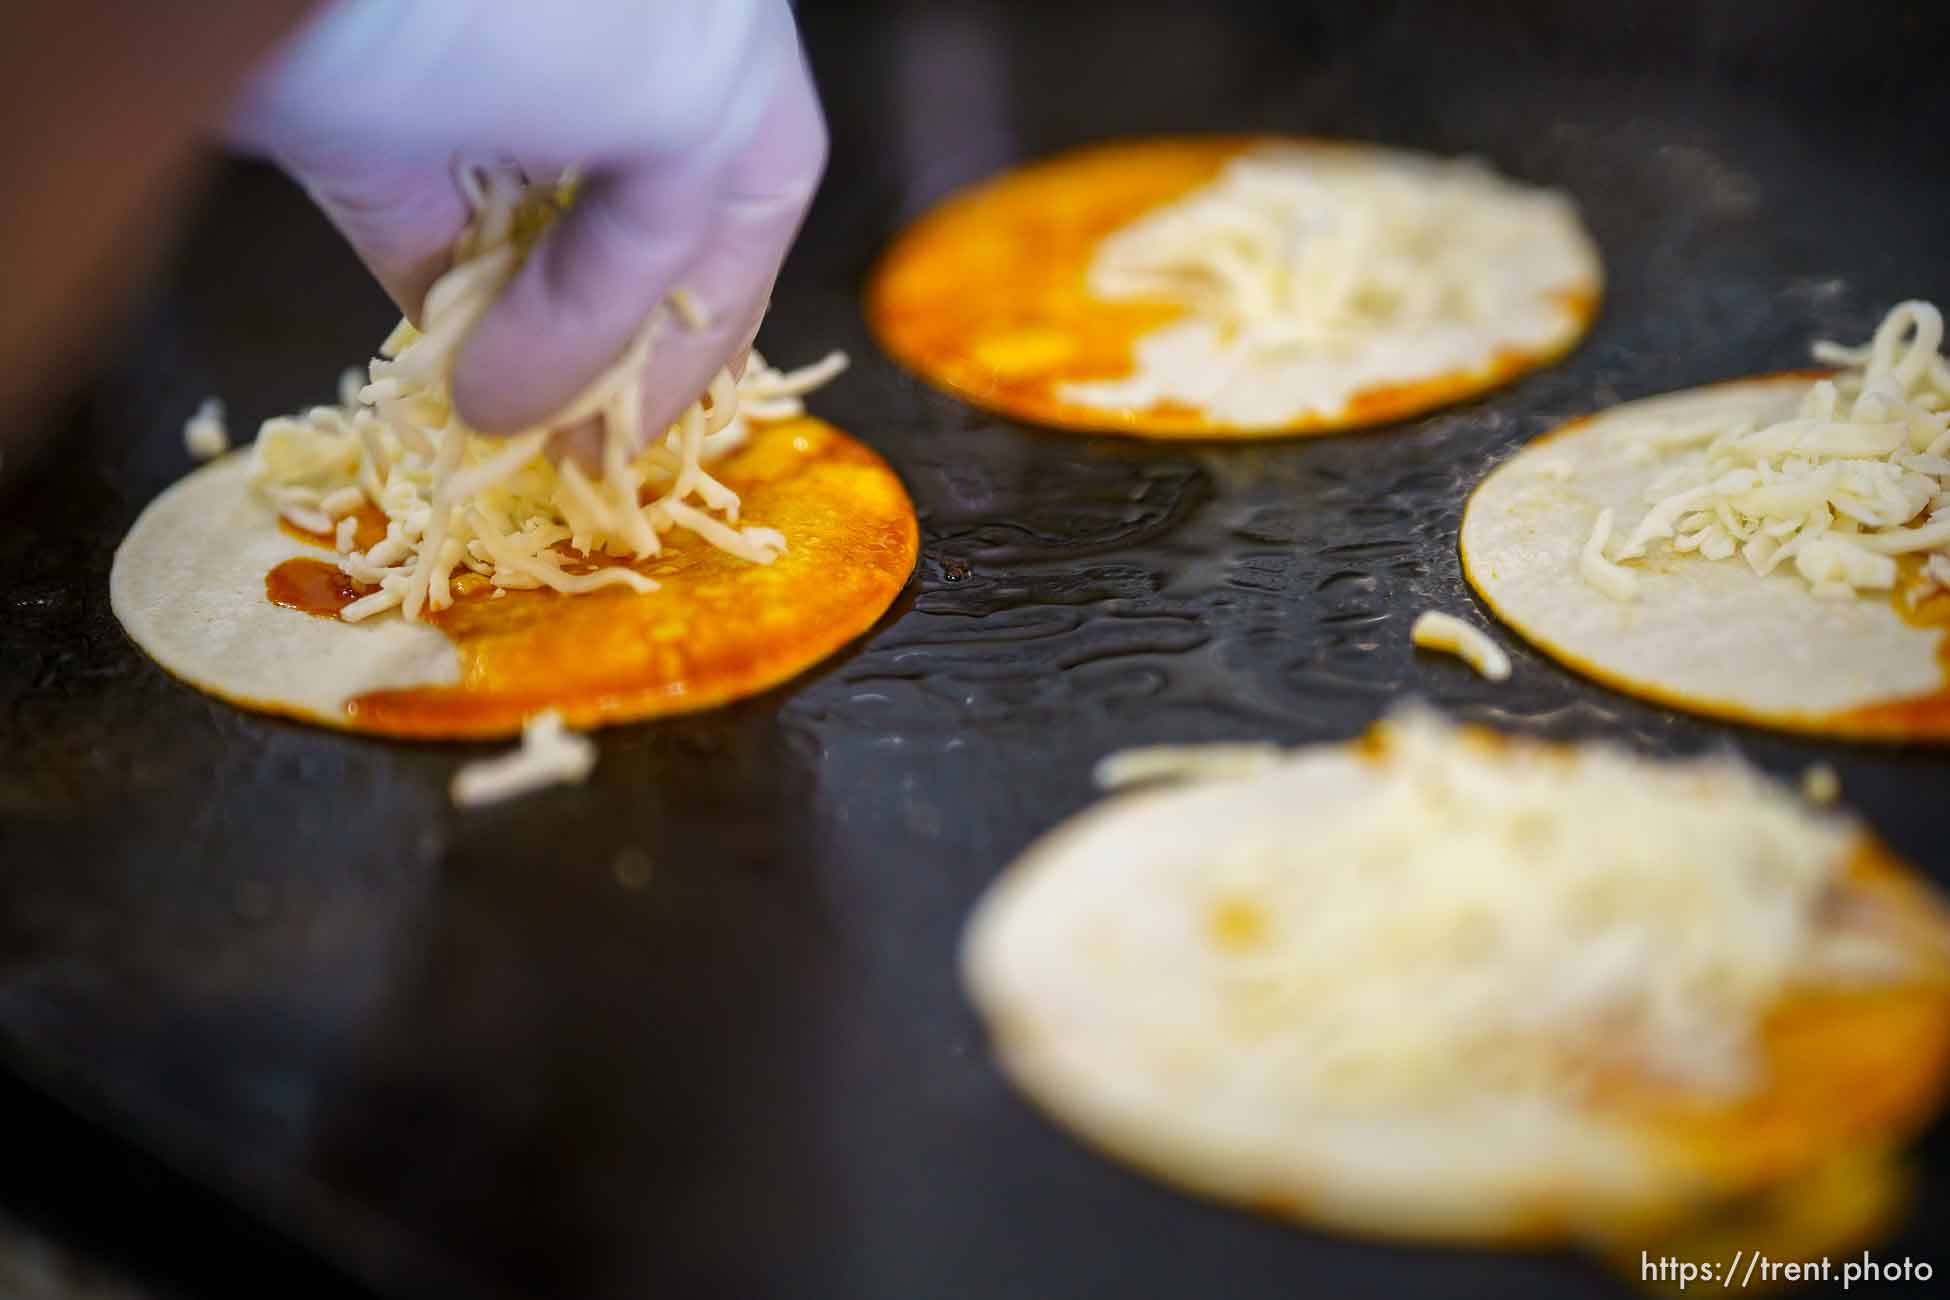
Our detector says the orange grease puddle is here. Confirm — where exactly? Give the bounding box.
[867,135,1601,439]
[266,556,372,617]
[261,419,917,739]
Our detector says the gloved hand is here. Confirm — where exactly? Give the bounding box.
[224,0,827,444]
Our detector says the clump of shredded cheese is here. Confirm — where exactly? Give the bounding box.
[1186,709,1894,1099]
[1587,301,1950,603]
[249,165,848,623]
[1053,146,1594,426]
[1409,610,1512,681]
[1080,148,1580,360]
[183,398,228,461]
[450,709,597,807]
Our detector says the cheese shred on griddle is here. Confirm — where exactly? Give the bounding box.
[1410,610,1512,681]
[450,709,597,806]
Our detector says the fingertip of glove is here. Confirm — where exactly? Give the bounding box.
[449,314,567,434]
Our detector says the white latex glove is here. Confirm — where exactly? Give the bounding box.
[225,0,827,442]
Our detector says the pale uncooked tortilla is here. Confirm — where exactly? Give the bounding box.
[110,452,458,728]
[961,750,1666,1244]
[1462,376,1944,734]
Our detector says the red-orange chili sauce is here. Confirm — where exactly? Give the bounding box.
[265,557,372,618]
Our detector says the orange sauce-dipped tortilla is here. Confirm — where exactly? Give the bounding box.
[868,136,1601,439]
[265,418,916,738]
[960,712,1950,1277]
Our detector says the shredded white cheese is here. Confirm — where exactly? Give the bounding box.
[1579,506,1638,600]
[248,164,848,623]
[1410,610,1512,681]
[1058,145,1595,425]
[450,709,597,806]
[668,288,711,331]
[1111,709,1888,1099]
[1093,743,1284,791]
[183,398,228,461]
[1585,300,1950,602]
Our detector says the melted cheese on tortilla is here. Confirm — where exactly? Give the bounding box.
[1588,301,1950,601]
[1057,145,1597,427]
[979,710,1905,1108]
[964,709,1950,1255]
[111,415,918,740]
[1092,743,1284,791]
[1409,610,1512,680]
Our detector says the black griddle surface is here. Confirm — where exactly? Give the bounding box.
[4,2,1950,1297]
